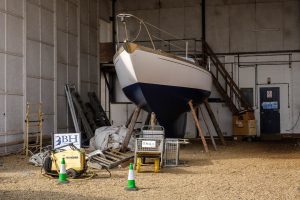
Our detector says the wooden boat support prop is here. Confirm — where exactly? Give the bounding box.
[204,99,226,145]
[120,107,141,152]
[199,105,217,151]
[188,100,209,153]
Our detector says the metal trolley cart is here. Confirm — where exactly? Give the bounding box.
[134,126,164,173]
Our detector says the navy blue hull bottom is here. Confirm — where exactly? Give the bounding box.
[123,83,211,138]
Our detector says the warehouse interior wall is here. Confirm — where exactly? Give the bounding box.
[0,0,109,155]
[116,0,300,53]
[110,0,300,138]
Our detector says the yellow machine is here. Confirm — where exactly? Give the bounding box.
[43,144,87,178]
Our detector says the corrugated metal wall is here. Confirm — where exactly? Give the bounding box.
[0,0,101,155]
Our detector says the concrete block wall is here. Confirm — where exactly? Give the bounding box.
[0,0,102,155]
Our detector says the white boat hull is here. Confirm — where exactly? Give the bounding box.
[113,43,212,137]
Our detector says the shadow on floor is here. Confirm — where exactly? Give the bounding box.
[0,190,112,200]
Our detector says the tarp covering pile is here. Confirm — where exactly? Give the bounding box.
[89,126,135,151]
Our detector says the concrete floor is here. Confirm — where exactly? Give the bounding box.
[0,140,299,200]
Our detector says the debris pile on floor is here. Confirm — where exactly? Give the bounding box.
[89,126,135,151]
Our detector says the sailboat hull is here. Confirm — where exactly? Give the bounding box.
[114,43,212,138]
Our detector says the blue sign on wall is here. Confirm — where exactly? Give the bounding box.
[262,101,278,110]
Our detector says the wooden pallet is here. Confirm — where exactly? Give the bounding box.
[88,149,134,169]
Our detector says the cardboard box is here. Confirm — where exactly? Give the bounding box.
[233,119,256,136]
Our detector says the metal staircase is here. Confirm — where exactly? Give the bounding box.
[202,41,253,114]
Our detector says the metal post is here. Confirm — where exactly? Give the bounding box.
[112,0,117,51]
[201,0,207,67]
[185,41,188,59]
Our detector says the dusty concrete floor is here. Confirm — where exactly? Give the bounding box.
[0,140,299,200]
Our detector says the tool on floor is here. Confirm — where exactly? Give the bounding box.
[125,163,138,191]
[58,158,69,184]
[24,102,43,156]
[42,143,87,179]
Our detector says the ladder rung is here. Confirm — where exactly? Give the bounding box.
[25,120,42,123]
[27,124,41,127]
[27,131,41,135]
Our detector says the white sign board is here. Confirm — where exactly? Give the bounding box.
[53,133,81,150]
[267,90,272,98]
[142,141,156,148]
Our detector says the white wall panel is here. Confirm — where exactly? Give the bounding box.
[68,66,78,87]
[6,134,23,145]
[26,77,40,103]
[68,35,78,65]
[89,0,98,28]
[6,55,23,94]
[117,0,159,11]
[0,13,5,51]
[160,8,184,39]
[56,0,67,30]
[239,67,255,88]
[89,56,97,82]
[43,114,54,135]
[57,31,67,63]
[89,29,97,55]
[110,104,130,126]
[27,0,40,5]
[80,82,89,103]
[90,83,98,93]
[257,65,290,84]
[57,96,67,129]
[41,79,54,114]
[26,3,40,40]
[80,0,89,24]
[57,63,67,96]
[6,95,23,131]
[41,44,54,79]
[41,0,54,11]
[26,40,40,77]
[68,2,78,35]
[0,95,5,132]
[291,53,300,133]
[1,0,102,155]
[7,0,23,16]
[0,53,4,93]
[41,9,54,44]
[80,54,89,81]
[229,4,256,52]
[256,2,283,51]
[80,24,89,53]
[283,0,300,50]
[184,6,201,39]
[7,15,23,55]
[207,5,229,53]
[0,0,4,9]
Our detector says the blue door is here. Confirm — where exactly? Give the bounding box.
[260,87,280,134]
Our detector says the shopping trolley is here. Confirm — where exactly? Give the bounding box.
[134,125,164,173]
